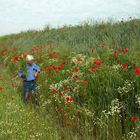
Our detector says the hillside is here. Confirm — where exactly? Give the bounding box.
[0,19,140,140]
[0,19,140,51]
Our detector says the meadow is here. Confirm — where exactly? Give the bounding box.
[0,18,140,140]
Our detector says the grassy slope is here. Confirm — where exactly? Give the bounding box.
[0,19,140,52]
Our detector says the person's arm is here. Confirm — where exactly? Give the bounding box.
[33,63,40,73]
[18,68,26,81]
[33,63,40,79]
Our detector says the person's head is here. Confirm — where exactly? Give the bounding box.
[26,55,35,65]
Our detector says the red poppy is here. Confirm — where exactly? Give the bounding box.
[11,56,20,62]
[58,65,62,70]
[54,55,61,59]
[116,59,121,63]
[77,58,82,62]
[134,67,140,75]
[64,86,70,91]
[113,53,117,57]
[49,73,53,76]
[66,97,73,102]
[91,67,97,73]
[117,48,122,53]
[75,67,79,72]
[74,75,78,79]
[65,122,71,126]
[52,65,57,70]
[124,48,129,53]
[55,107,61,112]
[24,53,28,58]
[122,64,127,71]
[59,92,63,96]
[47,67,51,71]
[82,80,88,86]
[94,60,102,66]
[62,62,66,65]
[51,88,56,93]
[131,116,138,121]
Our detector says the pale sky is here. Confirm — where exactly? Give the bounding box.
[0,0,140,36]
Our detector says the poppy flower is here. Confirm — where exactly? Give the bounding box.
[75,67,79,72]
[55,107,61,112]
[134,67,140,75]
[66,97,73,102]
[94,60,102,66]
[62,62,66,65]
[49,73,53,76]
[77,58,82,62]
[124,48,129,53]
[113,53,117,57]
[51,88,56,93]
[47,67,51,72]
[65,122,71,126]
[91,67,97,73]
[24,53,28,58]
[74,75,78,79]
[116,59,121,63]
[122,64,127,71]
[59,92,63,96]
[54,55,61,59]
[131,116,138,121]
[11,56,20,62]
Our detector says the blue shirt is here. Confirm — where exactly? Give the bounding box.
[18,63,40,81]
[26,63,40,81]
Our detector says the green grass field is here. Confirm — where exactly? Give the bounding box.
[0,18,140,140]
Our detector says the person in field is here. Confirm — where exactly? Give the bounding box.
[18,54,40,106]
